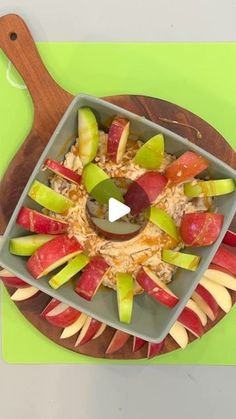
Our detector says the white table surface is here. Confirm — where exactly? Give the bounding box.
[1,1,236,418]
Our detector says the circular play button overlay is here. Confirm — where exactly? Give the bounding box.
[86,177,151,241]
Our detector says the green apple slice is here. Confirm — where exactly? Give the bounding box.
[82,163,124,204]
[145,206,179,241]
[28,180,74,213]
[78,107,99,166]
[162,249,200,271]
[116,273,134,324]
[184,179,235,198]
[134,134,164,169]
[49,253,90,289]
[9,234,55,256]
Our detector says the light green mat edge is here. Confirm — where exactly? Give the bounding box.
[1,43,236,364]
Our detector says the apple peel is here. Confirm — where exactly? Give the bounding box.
[116,272,134,324]
[162,249,200,271]
[136,267,179,308]
[105,330,130,354]
[75,316,102,346]
[44,158,81,184]
[75,256,109,301]
[28,180,74,213]
[184,179,235,198]
[0,269,28,288]
[134,134,164,169]
[27,235,83,279]
[146,206,179,241]
[199,277,232,313]
[165,151,208,184]
[16,207,68,234]
[9,234,55,256]
[45,302,81,327]
[78,107,99,166]
[49,253,90,289]
[192,284,218,321]
[107,116,130,163]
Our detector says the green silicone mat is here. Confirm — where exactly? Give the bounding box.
[1,43,236,364]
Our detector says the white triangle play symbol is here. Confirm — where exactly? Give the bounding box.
[108,198,130,222]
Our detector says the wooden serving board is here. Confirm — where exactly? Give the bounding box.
[0,14,235,359]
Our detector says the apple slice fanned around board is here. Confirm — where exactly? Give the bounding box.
[2,237,235,360]
[37,269,231,357]
[223,230,236,247]
[10,286,40,301]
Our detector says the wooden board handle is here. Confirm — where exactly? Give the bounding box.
[0,13,73,128]
[0,14,74,231]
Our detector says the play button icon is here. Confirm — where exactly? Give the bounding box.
[86,176,150,241]
[108,198,130,222]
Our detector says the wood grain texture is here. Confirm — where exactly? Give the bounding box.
[0,13,236,360]
[0,14,73,229]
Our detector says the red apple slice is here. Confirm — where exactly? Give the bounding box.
[16,207,68,234]
[180,212,224,246]
[45,303,81,327]
[192,284,218,321]
[212,245,236,276]
[169,321,189,349]
[105,330,130,354]
[223,230,236,247]
[132,336,146,352]
[199,277,232,313]
[136,267,179,308]
[124,172,168,215]
[75,316,102,346]
[90,217,141,240]
[107,116,130,163]
[204,265,236,291]
[75,256,109,301]
[44,158,81,184]
[0,269,28,288]
[27,235,83,279]
[92,323,107,340]
[60,313,87,339]
[147,340,164,359]
[11,286,40,301]
[209,263,236,276]
[165,151,208,184]
[41,298,61,318]
[178,307,204,337]
[186,299,207,326]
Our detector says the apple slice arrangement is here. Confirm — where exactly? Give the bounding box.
[6,107,236,331]
[1,240,236,358]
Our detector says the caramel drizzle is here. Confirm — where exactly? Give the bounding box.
[158,117,202,140]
